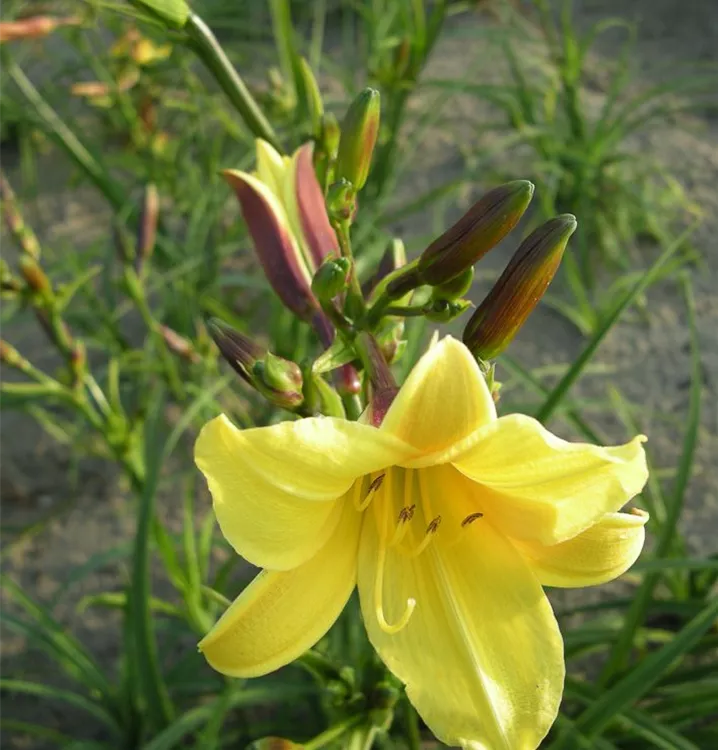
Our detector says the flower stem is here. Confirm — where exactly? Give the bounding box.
[303,716,364,750]
[184,13,281,151]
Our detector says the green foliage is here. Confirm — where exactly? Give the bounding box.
[1,1,714,748]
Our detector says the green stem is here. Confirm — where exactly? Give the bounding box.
[383,304,426,317]
[4,57,125,210]
[185,13,280,150]
[342,392,363,421]
[303,716,364,750]
[334,219,367,322]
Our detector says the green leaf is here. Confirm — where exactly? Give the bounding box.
[600,274,702,682]
[0,679,121,737]
[552,597,718,747]
[128,0,189,28]
[536,222,697,424]
[312,336,357,374]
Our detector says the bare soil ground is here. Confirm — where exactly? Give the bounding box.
[2,1,717,747]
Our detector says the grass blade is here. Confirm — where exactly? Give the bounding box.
[536,223,697,423]
[600,273,702,682]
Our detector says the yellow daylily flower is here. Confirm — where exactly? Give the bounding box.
[195,337,649,750]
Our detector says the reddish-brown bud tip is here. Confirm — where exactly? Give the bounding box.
[463,214,576,360]
[419,180,534,286]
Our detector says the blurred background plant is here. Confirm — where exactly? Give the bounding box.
[1,0,717,748]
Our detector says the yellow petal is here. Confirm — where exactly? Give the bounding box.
[255,138,286,198]
[200,496,360,677]
[358,465,564,750]
[382,337,496,460]
[195,414,412,570]
[515,510,648,588]
[451,414,648,545]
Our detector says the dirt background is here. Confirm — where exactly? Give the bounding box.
[1,0,717,747]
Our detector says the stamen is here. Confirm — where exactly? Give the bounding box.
[461,512,484,527]
[408,515,441,558]
[389,504,415,547]
[354,473,385,511]
[374,482,416,635]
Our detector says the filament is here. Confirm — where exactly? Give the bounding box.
[374,471,416,635]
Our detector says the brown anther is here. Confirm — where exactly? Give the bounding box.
[426,516,442,534]
[368,474,386,493]
[397,504,416,523]
[461,512,484,527]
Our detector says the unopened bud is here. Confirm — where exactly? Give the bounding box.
[0,15,82,43]
[246,739,304,750]
[320,113,341,161]
[253,352,304,409]
[209,318,304,409]
[1,340,31,372]
[432,266,474,301]
[418,180,534,286]
[207,318,263,384]
[136,183,159,273]
[69,341,86,383]
[1,173,41,259]
[463,214,577,360]
[327,179,356,223]
[297,57,324,136]
[159,324,200,364]
[311,257,352,302]
[335,88,380,191]
[425,298,471,323]
[19,256,51,297]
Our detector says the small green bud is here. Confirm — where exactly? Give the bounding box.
[136,183,159,274]
[246,739,304,750]
[19,256,51,297]
[311,257,352,302]
[253,352,304,409]
[425,298,472,323]
[320,113,341,161]
[1,340,31,372]
[327,178,356,223]
[335,88,381,191]
[418,180,535,286]
[463,214,577,360]
[432,266,474,301]
[297,57,324,136]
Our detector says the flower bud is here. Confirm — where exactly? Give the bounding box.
[335,88,380,191]
[136,183,159,274]
[418,180,534,286]
[253,352,304,409]
[0,173,41,259]
[326,178,356,223]
[207,317,264,384]
[424,298,471,323]
[320,113,341,161]
[208,318,304,409]
[246,739,304,750]
[159,324,200,364]
[294,143,339,266]
[0,15,82,43]
[297,57,324,136]
[432,266,474,301]
[19,256,51,297]
[1,340,31,372]
[463,214,577,360]
[223,169,319,321]
[311,257,352,302]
